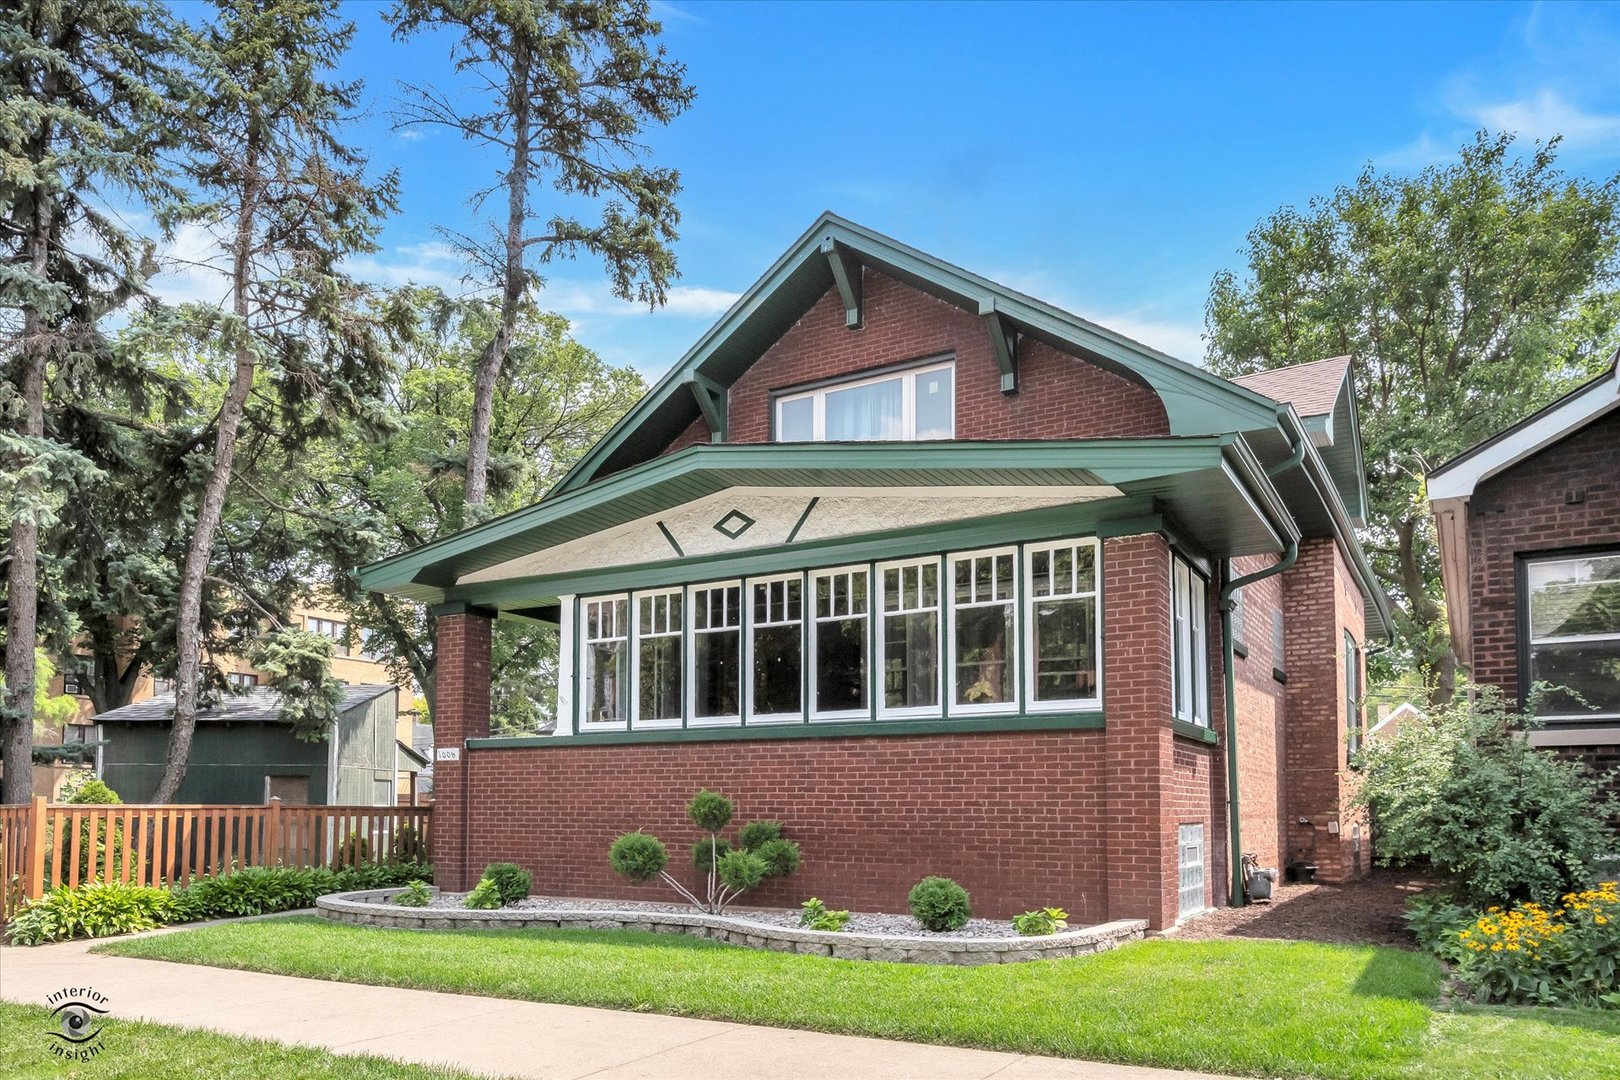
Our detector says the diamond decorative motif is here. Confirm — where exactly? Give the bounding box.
[713,509,756,540]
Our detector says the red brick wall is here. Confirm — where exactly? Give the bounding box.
[663,269,1169,454]
[1280,539,1369,882]
[1464,410,1620,701]
[434,612,493,890]
[1229,555,1287,873]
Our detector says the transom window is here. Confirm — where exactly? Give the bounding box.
[1171,556,1210,727]
[574,537,1104,732]
[1524,550,1620,721]
[775,360,954,442]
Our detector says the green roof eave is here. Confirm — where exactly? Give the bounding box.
[358,437,1282,603]
[551,213,1282,494]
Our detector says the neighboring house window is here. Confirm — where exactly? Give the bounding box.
[879,558,942,718]
[775,360,954,442]
[1178,823,1206,919]
[1345,629,1362,761]
[66,723,94,744]
[1271,608,1287,681]
[582,597,630,727]
[749,576,803,722]
[358,628,384,661]
[1523,550,1620,721]
[227,672,260,688]
[151,676,173,695]
[308,617,348,654]
[61,670,84,696]
[691,583,742,725]
[635,590,683,728]
[1171,556,1210,727]
[1025,539,1101,708]
[811,567,869,719]
[950,548,1018,713]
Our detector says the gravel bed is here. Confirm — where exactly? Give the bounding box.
[426,893,1020,938]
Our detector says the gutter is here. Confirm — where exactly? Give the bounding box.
[1219,410,1304,909]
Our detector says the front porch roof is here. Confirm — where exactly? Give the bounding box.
[358,437,1296,609]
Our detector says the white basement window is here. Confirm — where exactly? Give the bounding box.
[1525,550,1620,721]
[1025,539,1101,709]
[775,361,954,442]
[811,567,870,720]
[582,597,630,728]
[634,590,683,729]
[1178,823,1206,919]
[748,576,803,722]
[691,583,742,725]
[950,548,1018,713]
[879,558,943,718]
[1171,556,1210,726]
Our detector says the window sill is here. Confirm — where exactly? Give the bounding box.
[1172,719,1219,745]
[1232,641,1248,659]
[471,711,1104,749]
[1272,668,1287,684]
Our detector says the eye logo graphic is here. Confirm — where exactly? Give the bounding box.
[43,987,109,1061]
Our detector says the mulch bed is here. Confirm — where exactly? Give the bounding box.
[1170,867,1429,950]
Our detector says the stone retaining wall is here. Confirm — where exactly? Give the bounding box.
[315,888,1148,966]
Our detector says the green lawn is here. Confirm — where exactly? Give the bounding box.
[98,917,1620,1080]
[0,1000,494,1080]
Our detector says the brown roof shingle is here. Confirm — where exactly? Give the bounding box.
[1229,355,1350,418]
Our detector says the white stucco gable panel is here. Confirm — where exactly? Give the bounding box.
[456,484,1120,585]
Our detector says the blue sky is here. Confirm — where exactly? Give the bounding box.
[157,1,1620,378]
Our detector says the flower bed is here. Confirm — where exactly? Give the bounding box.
[316,887,1148,965]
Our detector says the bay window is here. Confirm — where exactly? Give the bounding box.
[1025,539,1101,708]
[635,590,682,728]
[811,567,869,719]
[950,548,1017,712]
[1524,550,1620,721]
[775,360,954,442]
[1171,557,1209,726]
[879,558,942,717]
[691,583,742,724]
[582,597,630,727]
[749,576,803,722]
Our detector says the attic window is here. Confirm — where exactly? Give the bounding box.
[775,361,954,442]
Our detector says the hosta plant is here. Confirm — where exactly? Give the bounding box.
[463,878,504,910]
[395,880,433,907]
[798,897,851,932]
[1012,907,1069,936]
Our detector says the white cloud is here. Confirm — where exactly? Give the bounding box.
[1468,89,1620,148]
[1081,311,1207,365]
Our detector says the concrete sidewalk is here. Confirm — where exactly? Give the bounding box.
[0,931,1228,1080]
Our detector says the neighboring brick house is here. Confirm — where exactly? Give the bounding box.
[360,214,1387,929]
[1429,354,1620,796]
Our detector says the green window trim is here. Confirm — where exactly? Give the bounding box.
[1172,719,1220,745]
[473,710,1104,749]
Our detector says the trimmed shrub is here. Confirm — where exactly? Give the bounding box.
[909,876,971,932]
[752,837,800,877]
[395,880,433,907]
[690,837,732,873]
[686,789,734,833]
[737,820,782,850]
[66,779,121,805]
[1012,907,1069,936]
[716,849,767,893]
[610,832,669,882]
[481,862,532,904]
[464,878,503,909]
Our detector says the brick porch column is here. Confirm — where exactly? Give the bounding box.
[1102,533,1177,929]
[432,603,494,890]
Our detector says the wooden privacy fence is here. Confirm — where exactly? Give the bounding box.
[0,797,432,924]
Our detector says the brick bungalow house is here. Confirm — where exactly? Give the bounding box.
[360,214,1387,929]
[1428,352,1619,794]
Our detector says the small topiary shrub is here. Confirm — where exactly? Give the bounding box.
[799,897,851,932]
[716,849,767,893]
[909,876,971,932]
[687,789,734,833]
[482,862,532,904]
[463,878,503,910]
[1012,907,1069,936]
[610,832,669,882]
[608,789,802,913]
[395,880,433,907]
[66,779,122,805]
[751,837,800,877]
[691,837,733,872]
[737,820,782,850]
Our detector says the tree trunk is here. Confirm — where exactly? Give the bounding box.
[1395,515,1457,706]
[1,70,55,805]
[463,39,531,512]
[152,159,261,803]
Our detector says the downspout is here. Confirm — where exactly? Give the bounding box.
[1220,415,1305,907]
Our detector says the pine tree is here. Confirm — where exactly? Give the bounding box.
[389,0,694,515]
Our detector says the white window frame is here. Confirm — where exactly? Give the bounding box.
[1177,823,1207,920]
[948,545,1020,716]
[688,580,743,727]
[579,594,630,731]
[309,617,348,653]
[809,565,872,722]
[631,588,684,730]
[876,556,945,720]
[1524,550,1620,721]
[745,573,807,725]
[1022,538,1102,712]
[1171,556,1210,727]
[774,360,955,443]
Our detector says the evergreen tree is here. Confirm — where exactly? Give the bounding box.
[389,0,694,515]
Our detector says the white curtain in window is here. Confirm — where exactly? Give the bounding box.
[825,378,902,440]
